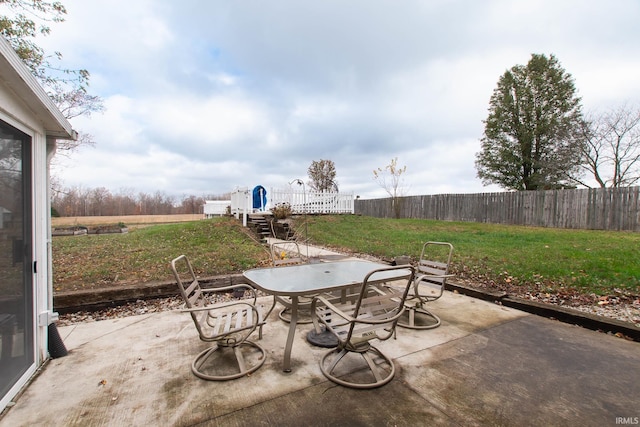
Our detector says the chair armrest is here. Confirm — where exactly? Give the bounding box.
[180,300,256,313]
[411,273,455,301]
[312,294,407,334]
[182,302,264,334]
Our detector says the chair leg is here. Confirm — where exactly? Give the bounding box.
[362,350,387,383]
[325,348,349,374]
[191,341,266,381]
[319,346,395,389]
[398,306,441,330]
[263,296,278,321]
[234,345,247,374]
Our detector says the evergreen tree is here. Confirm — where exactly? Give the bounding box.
[476,54,585,190]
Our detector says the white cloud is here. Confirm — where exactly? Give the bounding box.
[144,94,269,147]
[40,0,640,199]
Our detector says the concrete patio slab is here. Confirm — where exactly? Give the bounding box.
[2,288,639,426]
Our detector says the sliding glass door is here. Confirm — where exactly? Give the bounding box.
[0,119,33,399]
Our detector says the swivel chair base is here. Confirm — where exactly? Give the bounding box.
[191,341,266,381]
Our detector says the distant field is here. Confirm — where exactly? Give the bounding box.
[52,214,204,227]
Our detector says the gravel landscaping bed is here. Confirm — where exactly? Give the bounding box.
[57,296,185,326]
[572,303,640,326]
[57,291,272,326]
[524,292,640,326]
[57,288,640,330]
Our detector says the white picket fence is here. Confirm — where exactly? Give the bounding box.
[229,187,354,225]
[230,187,252,226]
[270,188,354,214]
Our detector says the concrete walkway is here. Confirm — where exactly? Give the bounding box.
[2,244,639,426]
[265,237,355,261]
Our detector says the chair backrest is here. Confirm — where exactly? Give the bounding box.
[171,255,205,308]
[270,241,306,266]
[171,255,208,336]
[415,242,454,295]
[344,265,415,344]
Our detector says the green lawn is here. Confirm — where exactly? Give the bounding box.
[300,215,640,296]
[52,217,271,291]
[52,215,640,298]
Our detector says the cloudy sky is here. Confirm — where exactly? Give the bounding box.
[39,0,640,200]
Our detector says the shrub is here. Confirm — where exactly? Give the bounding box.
[271,203,292,219]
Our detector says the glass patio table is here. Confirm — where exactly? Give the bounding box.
[243,260,405,372]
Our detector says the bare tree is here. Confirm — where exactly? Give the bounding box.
[307,159,338,192]
[114,188,137,216]
[576,104,640,188]
[373,157,407,218]
[89,187,110,216]
[135,191,174,215]
[180,195,205,214]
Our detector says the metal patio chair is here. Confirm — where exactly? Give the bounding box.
[397,241,454,329]
[270,241,306,267]
[269,241,315,324]
[171,255,266,381]
[311,265,415,389]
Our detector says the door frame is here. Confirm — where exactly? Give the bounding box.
[0,113,42,410]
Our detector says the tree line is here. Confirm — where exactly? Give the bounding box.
[51,186,229,217]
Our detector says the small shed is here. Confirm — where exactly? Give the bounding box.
[203,200,230,218]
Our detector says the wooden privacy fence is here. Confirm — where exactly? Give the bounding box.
[355,187,640,231]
